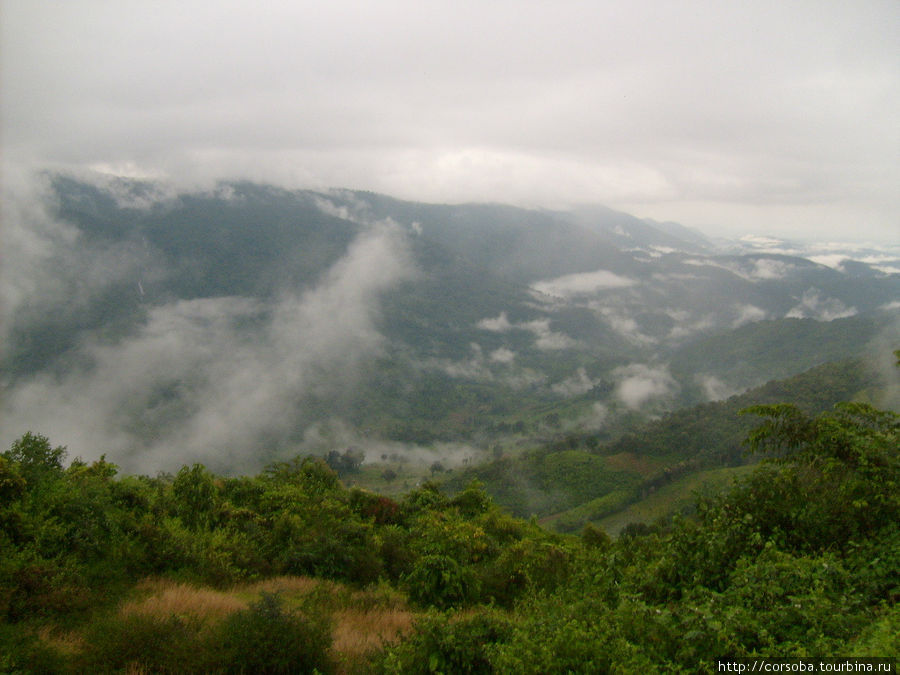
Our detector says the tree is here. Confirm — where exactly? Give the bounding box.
[172,464,218,530]
[0,456,26,503]
[325,448,364,476]
[3,432,67,486]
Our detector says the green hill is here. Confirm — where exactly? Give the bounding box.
[442,358,885,528]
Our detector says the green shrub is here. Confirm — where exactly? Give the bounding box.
[449,480,493,518]
[581,522,611,549]
[377,524,416,581]
[481,538,572,607]
[850,604,900,657]
[216,591,334,674]
[489,594,656,674]
[379,609,512,674]
[77,610,211,673]
[0,623,67,675]
[403,554,478,609]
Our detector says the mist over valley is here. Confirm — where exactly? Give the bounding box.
[3,173,897,477]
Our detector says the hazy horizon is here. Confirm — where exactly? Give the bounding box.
[2,1,898,243]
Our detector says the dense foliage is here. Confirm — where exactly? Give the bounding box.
[1,383,897,671]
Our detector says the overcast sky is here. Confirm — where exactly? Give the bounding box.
[2,0,898,241]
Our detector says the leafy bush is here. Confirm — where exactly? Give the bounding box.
[481,538,572,607]
[402,555,478,609]
[850,604,900,657]
[449,480,493,518]
[379,609,512,674]
[77,610,212,673]
[217,591,334,674]
[377,524,416,581]
[489,594,656,674]
[0,623,67,675]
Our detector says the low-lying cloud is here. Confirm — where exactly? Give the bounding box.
[531,269,635,298]
[732,304,768,328]
[551,367,599,397]
[786,288,857,321]
[476,313,576,350]
[613,363,679,409]
[1,223,415,474]
[695,374,741,402]
[0,172,160,350]
[426,343,545,390]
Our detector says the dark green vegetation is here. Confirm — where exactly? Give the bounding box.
[2,369,898,671]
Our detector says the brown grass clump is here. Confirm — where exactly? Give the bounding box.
[332,605,415,656]
[239,576,416,656]
[121,579,245,622]
[108,576,417,673]
[242,575,325,597]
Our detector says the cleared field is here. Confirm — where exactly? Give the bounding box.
[597,464,757,535]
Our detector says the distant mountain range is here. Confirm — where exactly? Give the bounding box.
[2,174,898,472]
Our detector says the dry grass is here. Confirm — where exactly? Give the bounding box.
[240,576,416,657]
[242,575,327,597]
[91,575,418,673]
[121,579,246,621]
[332,605,415,656]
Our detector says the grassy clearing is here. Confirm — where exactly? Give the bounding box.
[238,576,416,663]
[598,464,756,535]
[37,575,416,673]
[333,605,415,658]
[123,578,246,621]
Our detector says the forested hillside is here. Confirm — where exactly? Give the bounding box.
[4,176,898,475]
[440,358,885,529]
[2,357,898,671]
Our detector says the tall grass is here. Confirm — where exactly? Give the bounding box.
[333,605,415,655]
[64,575,417,673]
[122,579,246,621]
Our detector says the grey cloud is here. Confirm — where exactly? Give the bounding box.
[732,304,768,328]
[426,343,545,390]
[580,403,610,431]
[0,171,164,359]
[530,270,635,299]
[786,289,857,322]
[476,313,575,351]
[489,348,516,364]
[613,363,679,409]
[594,307,657,346]
[431,343,496,382]
[2,1,897,241]
[695,374,741,402]
[551,368,598,397]
[297,419,483,470]
[477,313,514,332]
[521,319,577,351]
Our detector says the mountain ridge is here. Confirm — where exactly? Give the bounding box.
[3,172,897,472]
